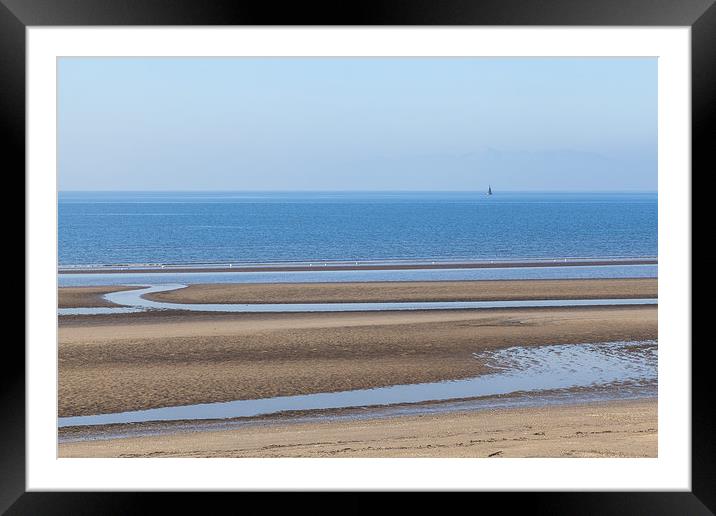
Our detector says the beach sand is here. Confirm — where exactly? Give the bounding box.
[59,303,657,417]
[58,398,657,458]
[58,286,137,308]
[58,278,657,458]
[145,278,657,304]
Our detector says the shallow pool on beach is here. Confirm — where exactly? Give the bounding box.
[59,340,657,430]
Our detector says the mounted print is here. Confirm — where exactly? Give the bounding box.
[56,55,659,459]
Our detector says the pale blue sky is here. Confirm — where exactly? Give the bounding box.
[58,57,657,191]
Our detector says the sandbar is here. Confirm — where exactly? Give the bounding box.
[58,286,137,308]
[145,278,657,304]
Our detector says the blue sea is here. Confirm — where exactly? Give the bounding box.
[58,191,657,267]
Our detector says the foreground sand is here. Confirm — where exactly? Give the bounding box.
[145,278,657,304]
[59,305,656,416]
[58,398,657,458]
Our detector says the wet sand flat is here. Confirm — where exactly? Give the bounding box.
[58,398,657,458]
[144,278,657,304]
[58,286,136,308]
[59,305,657,417]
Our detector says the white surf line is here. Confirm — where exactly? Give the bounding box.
[58,340,657,428]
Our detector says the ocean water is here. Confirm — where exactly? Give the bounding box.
[58,191,657,267]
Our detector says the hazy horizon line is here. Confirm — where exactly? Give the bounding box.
[58,189,658,193]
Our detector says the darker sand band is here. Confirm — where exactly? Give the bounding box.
[59,257,657,274]
[59,278,657,308]
[145,278,657,305]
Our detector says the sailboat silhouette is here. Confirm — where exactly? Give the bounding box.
[488,185,492,195]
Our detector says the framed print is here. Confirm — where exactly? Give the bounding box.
[7,0,713,512]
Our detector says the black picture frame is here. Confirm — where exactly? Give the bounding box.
[6,0,713,512]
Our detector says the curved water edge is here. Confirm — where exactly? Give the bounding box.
[57,283,657,316]
[58,340,657,428]
[59,387,656,443]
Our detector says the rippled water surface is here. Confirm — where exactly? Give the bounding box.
[59,192,657,266]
